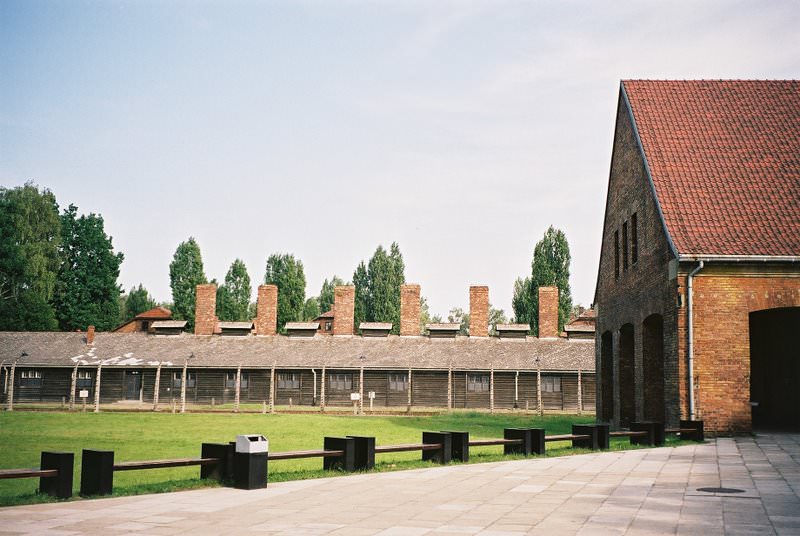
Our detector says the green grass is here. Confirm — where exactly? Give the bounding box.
[0,411,687,506]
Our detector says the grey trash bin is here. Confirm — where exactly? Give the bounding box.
[233,434,268,489]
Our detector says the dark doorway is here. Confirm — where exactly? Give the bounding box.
[642,314,665,422]
[125,370,142,401]
[750,307,800,429]
[600,331,614,422]
[619,324,635,427]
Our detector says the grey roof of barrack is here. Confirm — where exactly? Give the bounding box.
[284,322,320,330]
[218,322,254,330]
[496,324,530,332]
[0,332,594,372]
[359,322,392,330]
[151,321,188,329]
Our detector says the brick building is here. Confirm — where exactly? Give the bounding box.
[595,80,800,433]
[113,306,172,333]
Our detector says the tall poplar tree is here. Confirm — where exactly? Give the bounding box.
[53,205,124,331]
[169,237,207,330]
[529,226,573,335]
[216,259,252,322]
[318,275,344,315]
[353,242,406,334]
[352,262,368,330]
[0,183,61,330]
[264,253,306,331]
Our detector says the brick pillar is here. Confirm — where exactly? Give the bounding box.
[400,284,421,336]
[255,285,278,336]
[469,286,489,337]
[194,284,217,335]
[333,286,355,336]
[538,286,559,339]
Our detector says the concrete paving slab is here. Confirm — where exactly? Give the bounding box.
[1,433,799,535]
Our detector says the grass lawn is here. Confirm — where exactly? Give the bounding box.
[0,411,677,506]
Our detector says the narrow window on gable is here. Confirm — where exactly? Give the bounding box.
[614,231,620,279]
[622,221,629,272]
[631,213,638,265]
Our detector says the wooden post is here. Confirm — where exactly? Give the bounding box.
[577,368,582,416]
[6,361,15,411]
[69,363,78,411]
[269,365,275,414]
[152,363,161,411]
[359,366,364,415]
[490,367,495,414]
[447,366,452,410]
[320,365,326,412]
[536,365,542,417]
[93,364,102,413]
[180,360,188,413]
[234,366,241,413]
[407,367,412,413]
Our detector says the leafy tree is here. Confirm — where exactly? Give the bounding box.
[447,307,469,335]
[169,237,207,330]
[318,275,344,315]
[264,253,306,331]
[488,305,508,336]
[303,297,321,321]
[352,261,369,330]
[511,277,533,327]
[216,259,252,322]
[353,242,406,334]
[418,295,442,333]
[122,284,157,321]
[529,226,573,335]
[53,204,124,331]
[0,183,61,330]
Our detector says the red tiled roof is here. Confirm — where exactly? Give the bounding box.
[135,306,172,320]
[623,80,800,257]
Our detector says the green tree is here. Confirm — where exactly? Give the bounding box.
[169,237,207,330]
[352,261,369,331]
[303,297,321,321]
[447,307,469,335]
[122,284,157,321]
[53,205,124,331]
[318,275,344,315]
[0,183,61,330]
[488,305,508,336]
[511,277,533,327]
[418,295,442,333]
[216,259,252,322]
[529,226,573,335]
[264,253,306,331]
[354,242,406,334]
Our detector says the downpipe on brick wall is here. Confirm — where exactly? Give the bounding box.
[687,260,704,420]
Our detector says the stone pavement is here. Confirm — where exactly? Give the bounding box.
[1,433,799,535]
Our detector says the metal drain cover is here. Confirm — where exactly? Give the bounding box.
[697,487,745,494]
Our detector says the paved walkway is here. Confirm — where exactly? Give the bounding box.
[1,434,799,535]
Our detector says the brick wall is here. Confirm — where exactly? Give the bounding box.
[538,286,559,339]
[255,285,278,336]
[689,267,800,432]
[333,286,355,336]
[469,286,489,337]
[194,284,218,336]
[400,284,421,336]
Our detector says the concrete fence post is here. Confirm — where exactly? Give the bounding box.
[320,365,326,412]
[180,361,188,413]
[447,366,452,410]
[407,367,412,412]
[234,365,241,413]
[93,364,102,413]
[269,365,275,413]
[69,363,78,411]
[6,362,15,411]
[153,363,161,411]
[489,367,495,413]
[577,368,582,415]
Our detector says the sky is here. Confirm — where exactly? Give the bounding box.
[2,0,799,319]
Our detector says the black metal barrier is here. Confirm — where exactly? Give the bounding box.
[3,420,705,499]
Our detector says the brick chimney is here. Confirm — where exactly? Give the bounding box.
[86,325,95,345]
[194,283,218,335]
[469,285,489,337]
[333,285,355,336]
[400,284,421,336]
[254,284,278,335]
[538,286,559,339]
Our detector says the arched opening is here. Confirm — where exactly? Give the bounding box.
[642,314,665,422]
[600,331,614,422]
[619,324,635,427]
[750,307,800,429]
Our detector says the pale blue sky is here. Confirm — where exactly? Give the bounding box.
[2,0,799,318]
